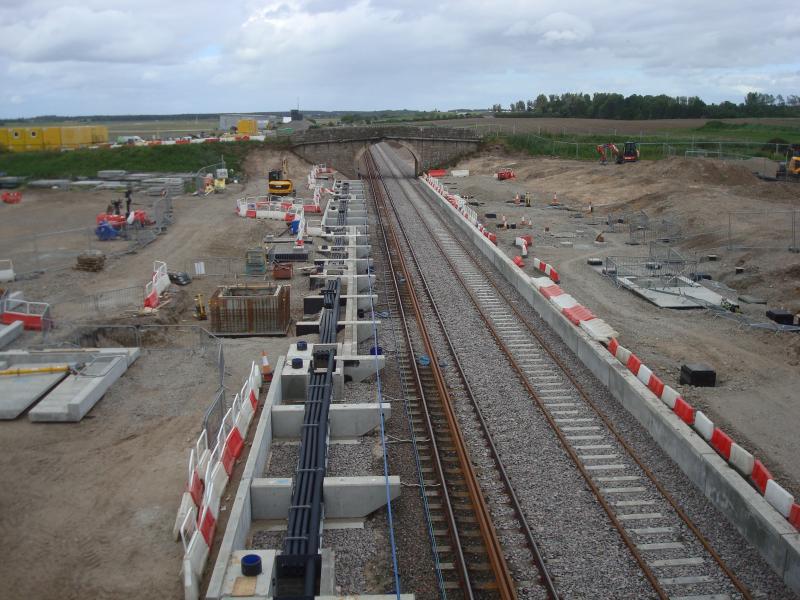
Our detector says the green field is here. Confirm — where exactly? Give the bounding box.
[494,121,800,162]
[0,139,288,179]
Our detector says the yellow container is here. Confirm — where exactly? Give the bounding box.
[90,125,108,143]
[78,126,92,146]
[24,127,44,151]
[60,126,81,148]
[0,129,9,150]
[42,127,62,150]
[8,128,25,152]
[237,119,258,135]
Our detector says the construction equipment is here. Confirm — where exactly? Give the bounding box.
[777,144,800,180]
[618,141,640,163]
[268,157,294,196]
[596,143,619,165]
[496,168,515,180]
[193,294,207,320]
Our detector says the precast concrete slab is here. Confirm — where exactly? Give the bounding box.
[0,365,68,419]
[0,321,23,349]
[272,403,391,438]
[0,347,139,368]
[250,476,401,520]
[218,550,276,598]
[28,355,128,422]
[617,277,727,309]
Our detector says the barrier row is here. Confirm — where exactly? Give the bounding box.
[0,295,51,330]
[424,174,498,245]
[177,360,263,599]
[422,174,615,347]
[143,260,170,308]
[606,338,800,530]
[430,166,799,531]
[236,197,303,222]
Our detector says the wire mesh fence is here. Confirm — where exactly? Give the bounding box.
[0,195,174,277]
[605,246,697,289]
[629,217,682,245]
[603,210,648,233]
[726,209,799,251]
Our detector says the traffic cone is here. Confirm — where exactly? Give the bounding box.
[261,351,273,382]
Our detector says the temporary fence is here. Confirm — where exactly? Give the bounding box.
[187,256,248,278]
[603,210,648,233]
[726,209,800,251]
[629,216,682,245]
[605,246,698,289]
[0,195,174,277]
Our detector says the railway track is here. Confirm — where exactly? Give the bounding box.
[366,142,754,600]
[364,149,558,600]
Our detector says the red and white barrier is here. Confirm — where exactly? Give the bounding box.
[0,296,51,330]
[531,257,560,283]
[143,261,170,309]
[177,360,265,599]
[605,337,800,531]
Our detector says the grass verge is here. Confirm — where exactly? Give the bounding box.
[0,139,289,179]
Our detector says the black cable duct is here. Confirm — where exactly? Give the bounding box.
[275,277,341,599]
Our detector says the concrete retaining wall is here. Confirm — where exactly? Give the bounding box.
[419,178,800,593]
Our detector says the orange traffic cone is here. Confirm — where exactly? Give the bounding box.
[261,351,273,382]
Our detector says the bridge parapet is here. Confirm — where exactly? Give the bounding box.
[290,125,481,177]
[291,125,481,146]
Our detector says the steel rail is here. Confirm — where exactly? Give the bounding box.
[398,149,752,600]
[364,154,473,599]
[370,147,559,599]
[364,150,517,600]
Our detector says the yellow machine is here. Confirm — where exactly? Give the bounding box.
[193,294,207,320]
[777,144,800,180]
[267,157,294,196]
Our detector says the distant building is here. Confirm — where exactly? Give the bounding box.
[219,114,269,132]
[290,109,303,121]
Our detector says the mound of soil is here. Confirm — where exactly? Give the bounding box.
[648,157,756,186]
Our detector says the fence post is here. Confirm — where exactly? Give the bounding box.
[728,213,732,251]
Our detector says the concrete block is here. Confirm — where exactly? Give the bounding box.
[219,549,275,598]
[340,353,386,383]
[250,476,401,520]
[272,403,390,438]
[29,355,127,422]
[0,366,68,419]
[250,478,292,520]
[0,321,23,349]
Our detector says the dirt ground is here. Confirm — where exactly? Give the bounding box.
[0,148,320,599]
[439,148,800,496]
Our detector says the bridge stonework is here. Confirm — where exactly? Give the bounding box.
[290,125,481,177]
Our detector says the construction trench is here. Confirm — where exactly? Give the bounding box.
[1,140,799,600]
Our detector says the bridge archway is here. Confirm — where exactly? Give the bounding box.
[354,139,421,176]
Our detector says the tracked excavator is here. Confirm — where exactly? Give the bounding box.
[268,157,294,196]
[596,141,640,165]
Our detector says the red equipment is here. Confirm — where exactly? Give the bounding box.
[95,210,151,229]
[497,168,515,180]
[1,191,22,204]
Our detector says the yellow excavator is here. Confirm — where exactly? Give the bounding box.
[268,157,294,196]
[777,144,800,180]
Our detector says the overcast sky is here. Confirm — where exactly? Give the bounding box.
[1,0,798,117]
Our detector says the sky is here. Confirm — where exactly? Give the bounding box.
[0,0,798,118]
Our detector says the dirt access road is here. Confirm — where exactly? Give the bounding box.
[0,148,314,599]
[438,148,800,496]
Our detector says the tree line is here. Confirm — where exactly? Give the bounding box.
[491,92,800,120]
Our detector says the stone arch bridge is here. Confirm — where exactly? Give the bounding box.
[290,125,482,178]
